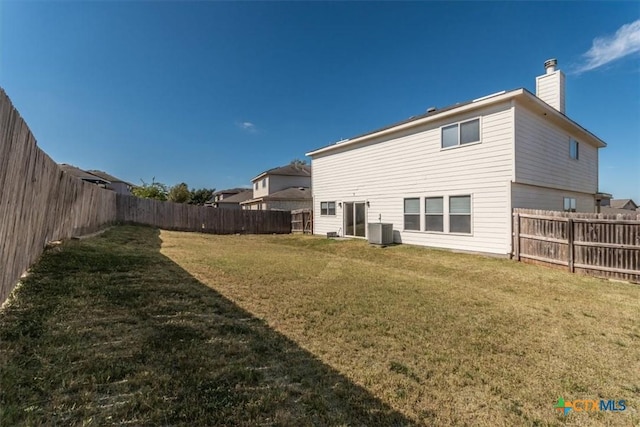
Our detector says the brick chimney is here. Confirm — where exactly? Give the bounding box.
[535,58,565,114]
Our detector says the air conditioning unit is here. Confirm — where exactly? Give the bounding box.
[368,223,393,246]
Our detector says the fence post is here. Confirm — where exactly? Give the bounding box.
[567,218,574,273]
[513,212,520,261]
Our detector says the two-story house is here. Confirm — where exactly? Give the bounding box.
[306,59,607,255]
[241,164,312,211]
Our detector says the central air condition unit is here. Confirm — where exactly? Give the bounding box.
[368,223,393,246]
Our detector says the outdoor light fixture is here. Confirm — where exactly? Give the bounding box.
[338,202,342,208]
[366,201,370,207]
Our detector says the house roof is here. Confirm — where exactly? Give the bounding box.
[609,199,638,210]
[59,164,110,184]
[306,88,607,157]
[241,186,311,204]
[87,170,132,186]
[216,190,253,204]
[251,164,311,182]
[212,187,247,197]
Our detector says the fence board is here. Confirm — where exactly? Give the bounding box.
[513,208,640,283]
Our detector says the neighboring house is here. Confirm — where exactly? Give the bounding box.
[59,164,110,188]
[241,164,312,211]
[206,188,248,207]
[601,198,639,215]
[208,189,253,209]
[602,199,638,210]
[306,59,607,255]
[88,170,133,195]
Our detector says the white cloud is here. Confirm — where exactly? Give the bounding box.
[237,121,257,133]
[575,19,640,73]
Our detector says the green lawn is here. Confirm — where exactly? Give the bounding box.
[1,226,639,426]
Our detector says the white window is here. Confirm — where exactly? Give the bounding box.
[404,198,420,230]
[254,182,258,190]
[425,197,444,232]
[441,118,480,148]
[262,179,266,188]
[449,195,471,234]
[563,197,576,212]
[320,201,336,216]
[570,139,579,160]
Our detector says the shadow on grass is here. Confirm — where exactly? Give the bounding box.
[0,226,415,426]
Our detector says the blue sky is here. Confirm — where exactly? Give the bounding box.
[1,2,638,200]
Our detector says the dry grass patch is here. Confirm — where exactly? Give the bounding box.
[160,231,640,426]
[1,226,410,426]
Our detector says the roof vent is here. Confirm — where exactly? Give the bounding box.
[544,58,557,74]
[426,107,437,113]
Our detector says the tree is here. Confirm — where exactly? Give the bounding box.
[189,188,216,205]
[131,178,168,201]
[168,182,191,203]
[290,158,307,166]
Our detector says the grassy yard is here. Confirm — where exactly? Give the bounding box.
[1,226,639,426]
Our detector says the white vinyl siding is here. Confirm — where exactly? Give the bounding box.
[514,105,597,194]
[311,102,514,254]
[511,182,595,212]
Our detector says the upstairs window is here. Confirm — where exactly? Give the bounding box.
[262,179,267,188]
[570,139,579,160]
[449,195,471,234]
[442,118,480,148]
[425,197,444,232]
[404,198,420,230]
[563,197,576,212]
[320,201,336,216]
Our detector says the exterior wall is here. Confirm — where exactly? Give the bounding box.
[253,177,269,198]
[511,182,595,212]
[312,101,515,255]
[514,105,598,194]
[108,182,131,195]
[268,175,311,193]
[265,200,312,212]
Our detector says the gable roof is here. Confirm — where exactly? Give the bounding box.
[240,186,311,204]
[59,164,110,184]
[251,164,311,182]
[216,190,253,204]
[212,187,247,197]
[610,199,638,210]
[306,88,606,157]
[87,170,132,186]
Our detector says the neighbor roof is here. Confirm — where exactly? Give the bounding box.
[251,164,311,182]
[87,170,132,186]
[241,186,311,204]
[610,199,638,210]
[59,164,110,184]
[216,190,253,204]
[306,88,606,157]
[212,187,247,196]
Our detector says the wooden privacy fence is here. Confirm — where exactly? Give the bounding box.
[513,208,640,283]
[0,88,116,304]
[291,209,313,234]
[116,194,292,234]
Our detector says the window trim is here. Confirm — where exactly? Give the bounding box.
[320,201,336,216]
[563,197,576,212]
[424,196,444,233]
[570,139,579,160]
[403,197,421,231]
[440,117,482,150]
[448,194,472,235]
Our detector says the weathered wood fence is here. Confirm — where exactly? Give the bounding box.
[513,208,640,283]
[291,209,313,234]
[0,88,117,304]
[116,195,291,234]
